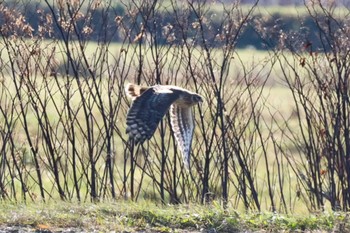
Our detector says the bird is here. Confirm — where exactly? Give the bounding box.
[125,83,203,169]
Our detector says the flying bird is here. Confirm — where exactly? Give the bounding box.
[125,83,203,169]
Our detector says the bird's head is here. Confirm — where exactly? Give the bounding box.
[191,93,203,104]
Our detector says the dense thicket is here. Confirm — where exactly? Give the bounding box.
[1,1,332,50]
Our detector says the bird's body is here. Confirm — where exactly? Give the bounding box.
[125,83,203,168]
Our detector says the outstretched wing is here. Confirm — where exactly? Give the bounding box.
[126,86,180,144]
[170,104,195,169]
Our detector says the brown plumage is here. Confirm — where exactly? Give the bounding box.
[125,83,203,168]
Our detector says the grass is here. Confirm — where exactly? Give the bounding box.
[0,201,349,232]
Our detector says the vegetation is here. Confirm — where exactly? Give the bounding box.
[0,201,349,232]
[2,0,347,50]
[0,0,350,231]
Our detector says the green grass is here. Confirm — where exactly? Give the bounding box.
[0,201,348,232]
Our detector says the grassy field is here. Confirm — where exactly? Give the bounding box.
[0,200,349,232]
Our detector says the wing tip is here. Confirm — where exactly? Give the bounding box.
[183,157,190,170]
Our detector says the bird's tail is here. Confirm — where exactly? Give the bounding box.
[125,83,148,99]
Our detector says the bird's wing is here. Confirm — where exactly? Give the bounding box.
[170,104,194,169]
[126,86,179,144]
[125,83,149,99]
